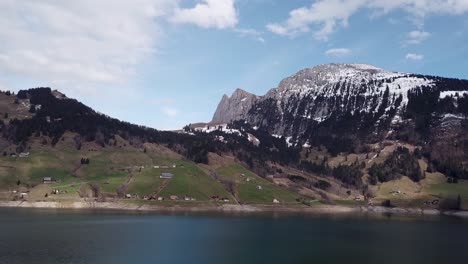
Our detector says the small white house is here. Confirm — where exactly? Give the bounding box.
[257,185,263,191]
[154,165,160,169]
[157,197,164,201]
[43,177,54,184]
[273,199,280,204]
[19,152,30,158]
[160,173,174,179]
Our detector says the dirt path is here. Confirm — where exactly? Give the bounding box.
[153,179,170,197]
[114,171,136,197]
[71,164,82,178]
[53,182,89,188]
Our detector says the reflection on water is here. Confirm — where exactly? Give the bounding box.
[0,208,467,264]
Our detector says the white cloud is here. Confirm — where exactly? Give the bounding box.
[325,48,352,57]
[161,106,179,118]
[406,53,424,60]
[0,0,176,87]
[234,28,265,42]
[406,30,431,44]
[267,0,468,39]
[171,0,238,29]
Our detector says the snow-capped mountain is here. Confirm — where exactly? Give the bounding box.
[211,63,468,150]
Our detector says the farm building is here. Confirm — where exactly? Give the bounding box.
[43,177,55,184]
[19,152,30,158]
[160,173,174,179]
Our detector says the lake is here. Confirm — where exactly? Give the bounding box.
[0,208,467,264]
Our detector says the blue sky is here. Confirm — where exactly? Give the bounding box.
[0,0,467,129]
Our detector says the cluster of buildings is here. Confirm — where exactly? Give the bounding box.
[210,195,230,202]
[125,194,197,202]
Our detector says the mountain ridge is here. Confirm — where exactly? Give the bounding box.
[211,63,467,137]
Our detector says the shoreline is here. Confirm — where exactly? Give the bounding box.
[1,200,467,218]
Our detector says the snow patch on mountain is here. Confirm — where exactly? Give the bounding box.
[191,123,262,147]
[247,133,260,146]
[194,124,241,136]
[440,91,468,99]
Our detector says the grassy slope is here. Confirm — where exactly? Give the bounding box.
[158,162,231,200]
[0,140,232,202]
[216,164,299,204]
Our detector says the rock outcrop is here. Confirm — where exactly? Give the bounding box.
[211,88,258,123]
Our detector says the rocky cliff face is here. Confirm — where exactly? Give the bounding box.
[245,63,436,135]
[211,88,258,123]
[211,63,468,150]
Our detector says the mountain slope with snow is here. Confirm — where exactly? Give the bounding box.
[211,64,468,145]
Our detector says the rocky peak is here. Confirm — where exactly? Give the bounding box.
[211,88,258,124]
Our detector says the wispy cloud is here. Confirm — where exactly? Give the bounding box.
[406,53,424,61]
[171,0,238,29]
[325,48,351,57]
[406,30,431,44]
[234,28,265,42]
[267,0,468,40]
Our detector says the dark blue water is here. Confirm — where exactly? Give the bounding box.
[0,208,467,264]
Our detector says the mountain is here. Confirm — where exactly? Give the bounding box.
[211,63,468,152]
[212,88,258,124]
[204,63,468,190]
[0,88,301,204]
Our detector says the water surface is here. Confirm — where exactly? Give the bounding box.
[0,208,467,264]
